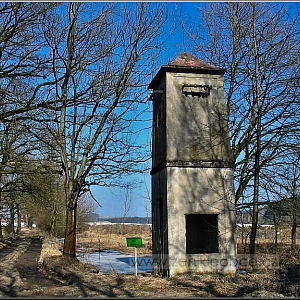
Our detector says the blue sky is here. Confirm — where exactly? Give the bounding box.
[91,2,203,217]
[91,1,299,218]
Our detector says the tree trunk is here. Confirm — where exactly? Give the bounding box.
[0,220,3,239]
[291,218,297,250]
[16,206,21,234]
[249,104,261,257]
[274,223,278,252]
[249,4,261,261]
[25,213,33,229]
[249,207,258,254]
[7,205,15,234]
[63,206,77,258]
[0,202,3,238]
[50,203,56,236]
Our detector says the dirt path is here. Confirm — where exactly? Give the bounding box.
[0,235,72,298]
[0,233,299,298]
[0,235,142,298]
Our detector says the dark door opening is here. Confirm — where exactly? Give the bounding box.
[186,214,219,254]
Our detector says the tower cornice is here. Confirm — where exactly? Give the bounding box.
[149,53,226,89]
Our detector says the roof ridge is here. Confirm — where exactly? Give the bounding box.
[169,52,217,69]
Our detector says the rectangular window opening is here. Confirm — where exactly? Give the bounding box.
[186,214,219,254]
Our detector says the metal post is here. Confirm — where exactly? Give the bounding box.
[135,247,138,276]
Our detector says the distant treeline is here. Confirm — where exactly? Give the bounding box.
[86,213,151,224]
[100,217,152,224]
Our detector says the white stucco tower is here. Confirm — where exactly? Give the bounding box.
[149,53,237,277]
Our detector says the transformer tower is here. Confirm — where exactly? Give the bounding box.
[149,53,237,276]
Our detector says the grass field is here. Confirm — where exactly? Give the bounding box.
[74,223,300,267]
[37,223,300,297]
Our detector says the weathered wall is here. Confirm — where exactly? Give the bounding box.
[151,169,169,276]
[150,60,237,276]
[166,166,236,275]
[152,78,166,169]
[165,72,232,163]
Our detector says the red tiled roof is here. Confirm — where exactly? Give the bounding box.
[169,52,217,69]
[148,52,225,88]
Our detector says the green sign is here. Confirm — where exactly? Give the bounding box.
[126,237,143,247]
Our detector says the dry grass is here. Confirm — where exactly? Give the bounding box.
[38,235,62,264]
[237,225,300,245]
[73,224,300,297]
[76,223,152,256]
[1,224,299,297]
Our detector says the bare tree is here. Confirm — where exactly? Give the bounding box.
[76,194,98,232]
[20,160,66,236]
[0,2,61,235]
[269,157,300,250]
[119,187,133,235]
[181,2,300,255]
[37,2,166,257]
[0,2,59,123]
